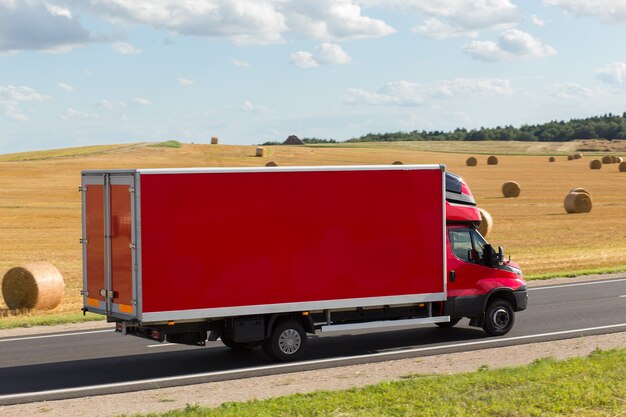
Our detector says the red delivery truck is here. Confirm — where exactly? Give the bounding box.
[81,165,527,361]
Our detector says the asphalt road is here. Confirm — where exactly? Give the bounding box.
[0,277,625,405]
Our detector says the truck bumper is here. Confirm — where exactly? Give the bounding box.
[513,288,528,311]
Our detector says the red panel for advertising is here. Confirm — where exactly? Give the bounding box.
[85,184,105,302]
[139,168,445,313]
[110,184,133,307]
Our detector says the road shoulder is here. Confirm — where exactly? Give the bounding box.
[0,331,624,417]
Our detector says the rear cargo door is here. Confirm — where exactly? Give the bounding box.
[82,174,138,319]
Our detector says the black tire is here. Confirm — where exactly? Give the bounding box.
[435,317,461,328]
[482,299,515,336]
[262,320,307,361]
[221,335,261,351]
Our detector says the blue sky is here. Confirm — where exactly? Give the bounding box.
[1,0,626,153]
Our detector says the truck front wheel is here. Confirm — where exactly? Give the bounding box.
[262,320,307,361]
[482,299,514,336]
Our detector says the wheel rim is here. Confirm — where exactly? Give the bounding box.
[278,329,301,355]
[490,307,510,330]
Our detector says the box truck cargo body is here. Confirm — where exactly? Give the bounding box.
[81,165,527,360]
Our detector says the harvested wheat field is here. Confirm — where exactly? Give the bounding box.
[0,140,625,323]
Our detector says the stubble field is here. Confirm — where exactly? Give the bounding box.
[0,140,625,324]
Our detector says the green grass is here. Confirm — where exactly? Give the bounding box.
[127,348,626,417]
[149,140,183,148]
[0,311,105,330]
[527,266,626,281]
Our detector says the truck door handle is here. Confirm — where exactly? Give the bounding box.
[449,270,456,283]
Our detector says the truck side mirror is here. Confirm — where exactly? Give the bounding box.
[498,246,504,264]
[468,249,479,263]
[482,244,498,267]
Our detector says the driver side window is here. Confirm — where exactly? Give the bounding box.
[449,229,473,262]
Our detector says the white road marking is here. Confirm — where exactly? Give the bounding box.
[528,278,626,291]
[619,295,626,298]
[0,330,112,344]
[147,343,174,348]
[1,322,625,401]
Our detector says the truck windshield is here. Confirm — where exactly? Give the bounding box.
[449,228,490,263]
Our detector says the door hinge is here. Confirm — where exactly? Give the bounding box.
[80,289,89,296]
[129,242,136,249]
[129,186,135,193]
[78,186,87,192]
[80,238,88,244]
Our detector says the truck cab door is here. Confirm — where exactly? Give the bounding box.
[447,227,501,298]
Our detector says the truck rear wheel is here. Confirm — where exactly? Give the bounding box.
[482,299,514,336]
[262,320,307,361]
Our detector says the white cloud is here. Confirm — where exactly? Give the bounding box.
[112,42,142,55]
[412,18,478,39]
[315,42,351,65]
[290,43,351,68]
[58,82,75,92]
[550,83,593,100]
[463,29,557,61]
[66,0,394,44]
[240,100,269,113]
[232,59,250,68]
[596,63,626,86]
[530,14,545,26]
[98,99,126,109]
[133,97,152,106]
[344,78,512,106]
[364,0,519,38]
[59,107,97,120]
[543,0,626,24]
[434,78,513,97]
[0,85,50,120]
[177,77,194,86]
[68,0,288,45]
[290,51,319,68]
[0,1,91,51]
[283,0,395,41]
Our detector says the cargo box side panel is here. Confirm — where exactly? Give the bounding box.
[139,168,445,316]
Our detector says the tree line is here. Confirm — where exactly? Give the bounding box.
[261,113,626,145]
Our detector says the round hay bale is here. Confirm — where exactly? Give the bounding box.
[617,157,624,163]
[255,147,266,157]
[265,161,278,167]
[589,159,602,170]
[477,208,493,237]
[569,187,590,195]
[210,136,219,145]
[564,192,592,214]
[567,155,574,161]
[392,161,403,165]
[619,161,626,172]
[2,262,64,310]
[548,156,556,162]
[502,181,521,198]
[466,157,477,166]
[602,155,612,164]
[487,156,498,165]
[611,155,619,163]
[574,153,583,159]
